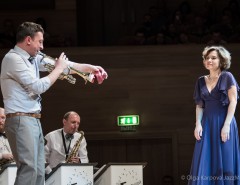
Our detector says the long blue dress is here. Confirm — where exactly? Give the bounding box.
[188,71,240,185]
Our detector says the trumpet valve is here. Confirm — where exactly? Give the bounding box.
[86,73,95,83]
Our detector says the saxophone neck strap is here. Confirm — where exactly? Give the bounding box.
[61,129,72,160]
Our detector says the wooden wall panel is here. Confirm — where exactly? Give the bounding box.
[87,137,174,185]
[1,44,240,184]
[0,0,77,46]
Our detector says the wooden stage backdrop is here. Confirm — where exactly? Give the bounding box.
[0,44,240,185]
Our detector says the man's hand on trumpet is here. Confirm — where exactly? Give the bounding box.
[71,63,108,84]
[55,52,68,72]
[47,52,69,85]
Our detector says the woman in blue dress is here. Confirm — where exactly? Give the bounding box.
[188,46,240,185]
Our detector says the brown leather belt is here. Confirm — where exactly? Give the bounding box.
[6,112,41,119]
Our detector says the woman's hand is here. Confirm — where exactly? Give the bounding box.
[221,124,230,142]
[194,123,202,140]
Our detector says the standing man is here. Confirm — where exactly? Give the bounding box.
[0,107,14,168]
[45,111,88,174]
[0,22,107,185]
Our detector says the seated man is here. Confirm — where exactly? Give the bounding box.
[44,111,88,174]
[0,107,14,168]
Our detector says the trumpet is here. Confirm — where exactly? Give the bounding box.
[38,52,94,84]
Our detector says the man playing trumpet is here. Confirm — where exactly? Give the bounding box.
[0,21,107,185]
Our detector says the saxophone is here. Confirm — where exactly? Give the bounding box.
[66,131,84,163]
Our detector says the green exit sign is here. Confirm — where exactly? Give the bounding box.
[117,115,139,126]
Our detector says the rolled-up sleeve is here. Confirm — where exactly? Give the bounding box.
[6,54,51,94]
